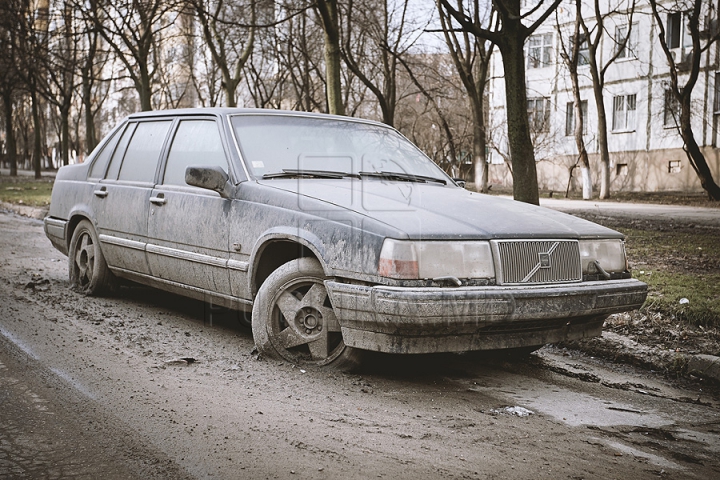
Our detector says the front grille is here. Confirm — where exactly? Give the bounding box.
[493,240,582,285]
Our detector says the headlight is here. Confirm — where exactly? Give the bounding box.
[378,239,495,280]
[578,239,628,275]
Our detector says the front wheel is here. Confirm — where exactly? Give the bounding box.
[68,219,116,295]
[252,257,362,370]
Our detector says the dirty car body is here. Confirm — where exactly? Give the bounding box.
[45,109,648,367]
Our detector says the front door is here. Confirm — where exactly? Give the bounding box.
[146,119,232,296]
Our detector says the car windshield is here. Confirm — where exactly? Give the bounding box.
[230,114,449,182]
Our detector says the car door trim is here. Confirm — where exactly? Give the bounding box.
[146,243,227,268]
[98,234,146,251]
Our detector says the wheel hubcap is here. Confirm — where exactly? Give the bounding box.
[74,232,95,286]
[270,280,343,364]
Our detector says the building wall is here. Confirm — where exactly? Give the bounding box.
[487,0,720,193]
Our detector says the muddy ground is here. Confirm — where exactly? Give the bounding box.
[1,210,720,479]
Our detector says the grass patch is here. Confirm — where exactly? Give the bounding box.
[0,178,54,207]
[623,227,720,328]
[635,271,720,327]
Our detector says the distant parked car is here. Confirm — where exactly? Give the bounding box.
[45,108,647,368]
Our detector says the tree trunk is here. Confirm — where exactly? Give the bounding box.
[680,109,720,200]
[61,103,70,166]
[472,100,488,193]
[595,87,611,199]
[30,85,42,179]
[82,77,96,154]
[139,62,152,111]
[498,33,539,205]
[2,89,17,176]
[317,0,345,116]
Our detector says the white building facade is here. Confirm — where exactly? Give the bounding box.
[486,0,720,193]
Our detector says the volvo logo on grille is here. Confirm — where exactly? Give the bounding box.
[538,252,551,268]
[521,242,560,282]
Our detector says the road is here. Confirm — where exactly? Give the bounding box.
[1,210,719,479]
[539,198,720,227]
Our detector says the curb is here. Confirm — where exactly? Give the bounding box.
[565,331,720,384]
[0,201,48,220]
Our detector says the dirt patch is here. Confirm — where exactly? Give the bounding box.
[562,211,720,379]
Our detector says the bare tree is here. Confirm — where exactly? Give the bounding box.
[0,0,22,175]
[572,0,637,199]
[193,0,255,107]
[437,0,495,192]
[441,0,563,205]
[87,0,178,112]
[556,0,592,199]
[649,0,720,200]
[341,0,420,127]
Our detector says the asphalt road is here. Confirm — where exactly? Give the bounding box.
[1,210,720,479]
[539,198,720,227]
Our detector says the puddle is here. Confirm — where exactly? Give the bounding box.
[513,390,672,428]
[604,440,682,470]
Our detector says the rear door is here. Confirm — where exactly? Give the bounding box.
[92,120,172,275]
[146,118,233,296]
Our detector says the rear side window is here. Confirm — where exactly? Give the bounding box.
[117,121,172,183]
[105,123,136,180]
[163,120,228,186]
[89,126,123,179]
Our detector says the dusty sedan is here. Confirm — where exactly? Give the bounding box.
[44,108,647,368]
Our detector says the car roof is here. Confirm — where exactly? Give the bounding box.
[127,108,388,128]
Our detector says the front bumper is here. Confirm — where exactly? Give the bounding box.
[325,279,647,354]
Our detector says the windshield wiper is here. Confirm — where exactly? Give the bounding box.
[262,169,359,179]
[358,171,447,185]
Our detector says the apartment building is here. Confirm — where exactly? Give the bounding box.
[486,0,720,193]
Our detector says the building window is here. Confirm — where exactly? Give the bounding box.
[565,100,588,136]
[714,72,720,114]
[572,34,590,66]
[612,94,636,131]
[616,24,638,59]
[528,97,551,133]
[616,163,628,176]
[667,12,692,49]
[527,33,553,69]
[664,89,680,126]
[668,160,682,173]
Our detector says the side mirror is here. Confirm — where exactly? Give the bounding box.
[453,178,466,188]
[185,165,232,198]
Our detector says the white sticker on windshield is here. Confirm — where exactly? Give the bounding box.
[252,161,265,169]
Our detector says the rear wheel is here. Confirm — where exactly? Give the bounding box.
[68,219,116,295]
[252,257,362,370]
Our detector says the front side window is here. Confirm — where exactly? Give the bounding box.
[527,97,551,133]
[527,33,553,69]
[163,120,229,186]
[117,121,172,183]
[612,94,636,131]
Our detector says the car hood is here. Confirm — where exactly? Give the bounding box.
[259,179,622,240]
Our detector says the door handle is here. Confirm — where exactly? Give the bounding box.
[149,194,167,205]
[93,187,108,198]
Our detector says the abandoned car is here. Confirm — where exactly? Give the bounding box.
[44,108,648,368]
